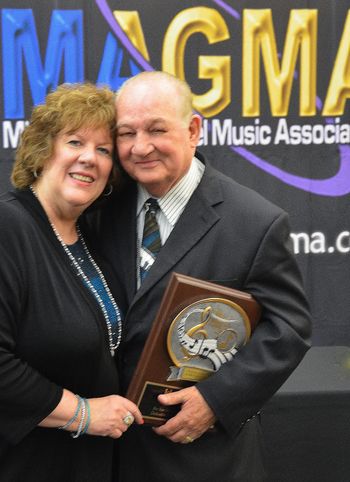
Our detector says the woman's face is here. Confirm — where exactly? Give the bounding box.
[36,125,113,217]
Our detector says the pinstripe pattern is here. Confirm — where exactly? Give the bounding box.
[137,157,205,286]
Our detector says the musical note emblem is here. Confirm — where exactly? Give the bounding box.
[167,298,251,382]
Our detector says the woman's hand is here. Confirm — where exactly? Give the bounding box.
[39,389,143,438]
[86,394,144,438]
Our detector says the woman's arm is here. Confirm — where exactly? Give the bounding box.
[39,388,144,438]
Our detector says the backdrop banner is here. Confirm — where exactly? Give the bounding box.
[1,0,349,345]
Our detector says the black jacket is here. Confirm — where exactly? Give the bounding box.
[0,188,120,482]
[87,152,312,482]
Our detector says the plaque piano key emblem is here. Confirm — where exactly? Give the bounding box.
[167,298,251,382]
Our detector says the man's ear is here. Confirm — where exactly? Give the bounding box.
[189,114,202,147]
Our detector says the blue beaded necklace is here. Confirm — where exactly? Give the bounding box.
[68,238,121,353]
[30,185,121,356]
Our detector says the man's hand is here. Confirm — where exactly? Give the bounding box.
[153,386,216,443]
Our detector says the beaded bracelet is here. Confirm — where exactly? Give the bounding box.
[58,394,83,430]
[71,398,86,438]
[71,398,86,439]
[81,399,91,436]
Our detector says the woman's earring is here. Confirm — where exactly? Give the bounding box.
[33,170,39,178]
[103,184,113,197]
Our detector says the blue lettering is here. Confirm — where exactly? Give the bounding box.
[97,33,141,90]
[2,9,83,119]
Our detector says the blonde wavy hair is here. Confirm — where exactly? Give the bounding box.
[12,82,117,189]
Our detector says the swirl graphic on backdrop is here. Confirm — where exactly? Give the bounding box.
[95,0,350,196]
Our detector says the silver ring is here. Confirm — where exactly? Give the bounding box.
[123,412,134,426]
[185,436,194,443]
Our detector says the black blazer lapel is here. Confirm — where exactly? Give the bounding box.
[116,189,138,305]
[96,184,138,307]
[130,166,224,306]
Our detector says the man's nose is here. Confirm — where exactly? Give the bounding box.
[131,133,154,156]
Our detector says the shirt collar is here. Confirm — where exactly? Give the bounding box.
[137,156,204,224]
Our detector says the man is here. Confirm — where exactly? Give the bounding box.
[90,71,311,481]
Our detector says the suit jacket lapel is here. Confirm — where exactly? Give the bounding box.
[130,165,224,307]
[108,184,138,306]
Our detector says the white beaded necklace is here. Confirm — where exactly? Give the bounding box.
[30,185,121,356]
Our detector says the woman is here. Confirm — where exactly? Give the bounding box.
[0,83,143,482]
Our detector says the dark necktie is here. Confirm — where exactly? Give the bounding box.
[140,198,161,281]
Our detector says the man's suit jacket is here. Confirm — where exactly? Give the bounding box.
[87,152,311,482]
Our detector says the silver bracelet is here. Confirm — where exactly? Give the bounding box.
[81,399,91,435]
[71,398,87,439]
[58,394,82,430]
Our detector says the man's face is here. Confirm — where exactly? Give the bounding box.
[116,80,201,197]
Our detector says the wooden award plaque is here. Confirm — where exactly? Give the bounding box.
[126,272,261,425]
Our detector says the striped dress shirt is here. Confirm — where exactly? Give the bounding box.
[136,156,205,286]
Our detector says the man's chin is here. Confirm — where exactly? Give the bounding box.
[138,178,172,197]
